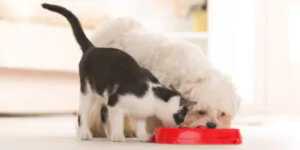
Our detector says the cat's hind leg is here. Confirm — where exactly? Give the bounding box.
[77,82,94,140]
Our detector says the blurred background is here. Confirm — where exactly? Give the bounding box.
[0,0,299,130]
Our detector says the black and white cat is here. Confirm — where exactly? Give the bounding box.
[42,3,196,142]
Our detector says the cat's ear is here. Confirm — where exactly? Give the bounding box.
[180,98,197,107]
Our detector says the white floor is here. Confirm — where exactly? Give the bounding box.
[0,116,299,150]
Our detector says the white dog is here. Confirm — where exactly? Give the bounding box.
[87,17,241,137]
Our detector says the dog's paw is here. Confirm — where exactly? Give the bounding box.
[78,127,93,141]
[124,130,136,138]
[109,134,125,142]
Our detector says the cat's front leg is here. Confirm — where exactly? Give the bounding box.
[107,102,125,142]
[135,119,151,142]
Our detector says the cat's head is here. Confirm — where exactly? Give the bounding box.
[152,86,197,127]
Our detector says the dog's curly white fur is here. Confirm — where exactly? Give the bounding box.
[88,18,241,134]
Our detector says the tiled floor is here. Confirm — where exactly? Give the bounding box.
[0,116,299,150]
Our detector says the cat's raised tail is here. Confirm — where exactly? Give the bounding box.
[42,3,94,52]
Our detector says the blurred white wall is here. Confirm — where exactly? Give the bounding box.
[209,0,256,108]
[0,22,82,72]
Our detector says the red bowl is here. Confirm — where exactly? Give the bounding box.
[150,127,242,145]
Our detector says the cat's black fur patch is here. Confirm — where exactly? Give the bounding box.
[173,106,188,125]
[80,78,87,94]
[152,86,181,102]
[79,48,154,101]
[77,115,81,127]
[140,68,159,84]
[100,105,108,124]
[108,94,118,107]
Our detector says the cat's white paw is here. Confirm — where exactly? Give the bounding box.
[78,127,93,141]
[137,133,151,142]
[109,134,125,142]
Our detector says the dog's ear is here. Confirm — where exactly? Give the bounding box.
[180,98,197,107]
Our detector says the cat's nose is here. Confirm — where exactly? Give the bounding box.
[206,122,217,128]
